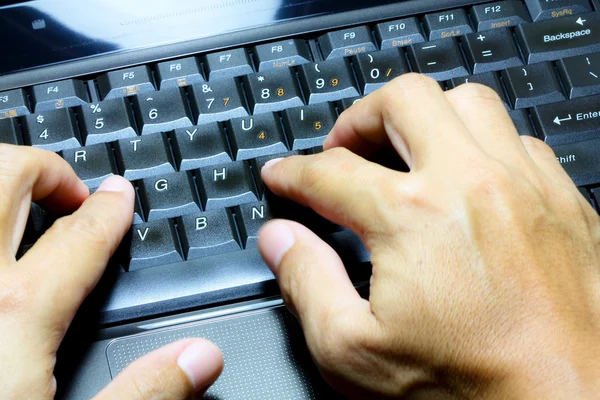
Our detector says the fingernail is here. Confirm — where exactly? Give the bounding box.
[260,221,295,273]
[177,341,223,393]
[96,175,132,193]
[262,158,284,172]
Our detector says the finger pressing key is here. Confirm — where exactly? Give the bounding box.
[19,175,134,329]
[261,148,402,237]
[0,145,89,257]
[258,220,377,376]
[324,73,478,170]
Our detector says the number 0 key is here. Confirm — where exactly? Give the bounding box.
[354,48,409,94]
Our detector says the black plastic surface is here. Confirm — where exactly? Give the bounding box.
[91,231,370,325]
[0,0,489,91]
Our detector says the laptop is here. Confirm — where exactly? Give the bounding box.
[0,0,599,398]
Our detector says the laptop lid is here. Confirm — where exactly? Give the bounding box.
[0,0,403,76]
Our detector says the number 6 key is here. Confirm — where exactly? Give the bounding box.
[132,88,194,135]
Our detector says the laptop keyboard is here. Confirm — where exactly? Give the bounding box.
[2,0,600,323]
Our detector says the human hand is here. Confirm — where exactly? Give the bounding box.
[258,74,600,399]
[0,146,223,399]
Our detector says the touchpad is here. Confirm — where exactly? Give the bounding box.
[106,306,342,399]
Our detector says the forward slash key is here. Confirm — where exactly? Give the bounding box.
[532,94,600,146]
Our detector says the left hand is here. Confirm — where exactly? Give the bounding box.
[0,145,223,400]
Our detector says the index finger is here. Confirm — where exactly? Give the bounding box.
[0,145,89,256]
[324,73,477,170]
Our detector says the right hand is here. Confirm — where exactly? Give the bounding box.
[258,74,600,399]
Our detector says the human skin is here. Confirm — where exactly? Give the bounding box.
[257,74,600,399]
[0,74,598,399]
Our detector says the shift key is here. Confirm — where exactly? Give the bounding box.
[532,95,600,146]
[552,139,600,187]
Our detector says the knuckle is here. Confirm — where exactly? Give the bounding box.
[462,158,512,196]
[49,213,111,249]
[323,146,352,159]
[388,177,427,210]
[391,73,439,91]
[0,146,61,185]
[312,312,373,372]
[521,135,555,157]
[450,82,503,105]
[0,275,35,315]
[279,260,307,313]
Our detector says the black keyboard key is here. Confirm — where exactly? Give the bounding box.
[375,17,426,49]
[354,48,409,94]
[198,161,258,210]
[115,133,176,180]
[99,248,276,324]
[242,69,304,114]
[124,219,183,271]
[133,199,144,225]
[78,98,137,145]
[558,52,600,98]
[32,79,89,112]
[525,0,592,21]
[448,72,509,108]
[516,12,600,63]
[531,94,600,145]
[61,143,117,188]
[424,8,473,40]
[282,103,337,150]
[502,62,566,109]
[179,210,240,259]
[189,79,249,124]
[23,109,81,151]
[552,138,600,186]
[98,66,156,100]
[236,201,273,248]
[29,203,56,236]
[254,39,312,71]
[461,28,524,74]
[227,113,288,160]
[580,187,595,209]
[0,89,30,119]
[139,171,201,221]
[509,109,536,137]
[408,39,470,81]
[0,118,21,145]
[339,96,364,112]
[470,1,531,31]
[319,25,378,59]
[133,89,193,135]
[172,123,232,171]
[156,57,205,89]
[204,48,254,81]
[298,59,360,104]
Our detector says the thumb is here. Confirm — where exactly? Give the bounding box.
[94,339,223,400]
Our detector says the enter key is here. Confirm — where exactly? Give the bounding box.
[532,94,600,146]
